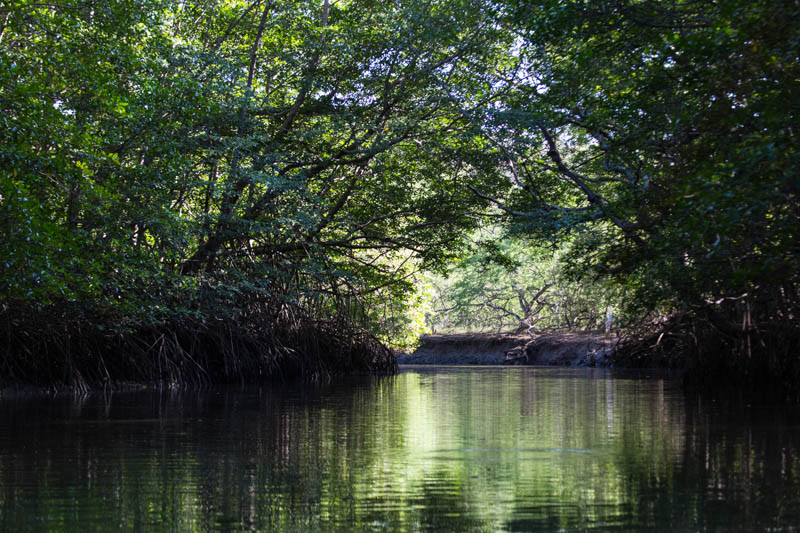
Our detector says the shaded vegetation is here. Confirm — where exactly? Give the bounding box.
[1,0,798,392]
[490,0,800,396]
[0,0,507,386]
[0,299,395,390]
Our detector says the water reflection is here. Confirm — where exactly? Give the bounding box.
[1,368,799,531]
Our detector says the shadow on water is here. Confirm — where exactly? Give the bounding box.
[0,368,799,531]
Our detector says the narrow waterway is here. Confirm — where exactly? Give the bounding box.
[1,367,799,531]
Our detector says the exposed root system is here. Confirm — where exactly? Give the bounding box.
[613,304,800,401]
[0,302,396,391]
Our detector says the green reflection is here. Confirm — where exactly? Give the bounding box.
[1,369,799,532]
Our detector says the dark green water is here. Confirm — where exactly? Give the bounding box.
[1,367,799,532]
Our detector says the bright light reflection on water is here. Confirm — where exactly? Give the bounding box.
[1,366,800,531]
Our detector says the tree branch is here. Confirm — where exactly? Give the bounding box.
[538,125,643,243]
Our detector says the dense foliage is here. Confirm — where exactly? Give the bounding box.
[0,0,510,385]
[1,0,798,391]
[483,0,800,391]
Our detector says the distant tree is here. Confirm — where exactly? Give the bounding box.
[428,232,618,334]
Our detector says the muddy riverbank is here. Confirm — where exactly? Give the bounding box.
[397,332,616,367]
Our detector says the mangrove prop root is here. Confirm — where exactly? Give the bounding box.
[0,303,396,390]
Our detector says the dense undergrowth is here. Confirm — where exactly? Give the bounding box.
[613,297,800,401]
[0,299,395,391]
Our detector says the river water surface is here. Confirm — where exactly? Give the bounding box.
[2,367,800,531]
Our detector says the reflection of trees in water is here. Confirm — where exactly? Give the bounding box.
[600,390,800,529]
[0,373,799,531]
[675,394,800,529]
